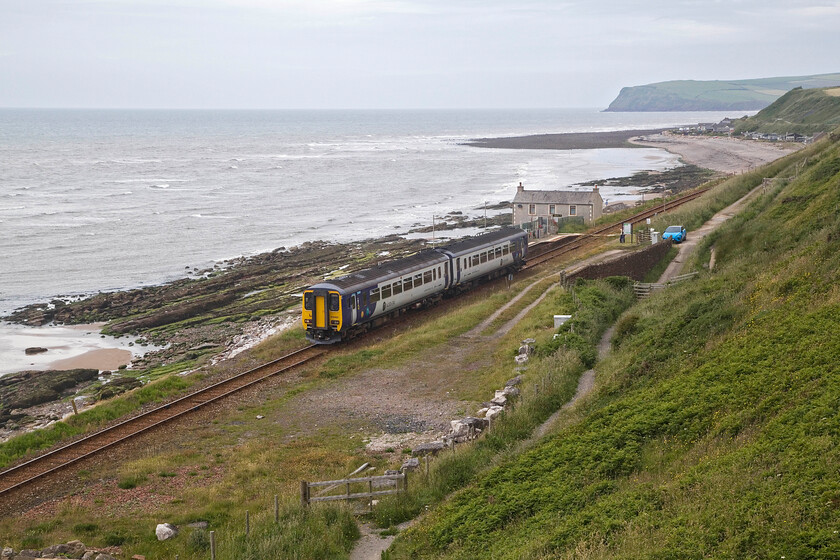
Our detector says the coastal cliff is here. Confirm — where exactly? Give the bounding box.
[605,72,840,112]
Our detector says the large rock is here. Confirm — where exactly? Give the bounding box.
[400,457,420,472]
[449,420,470,438]
[505,375,523,387]
[41,541,86,558]
[1,548,14,559]
[485,406,505,421]
[14,551,40,558]
[155,522,179,541]
[462,416,489,430]
[502,385,520,398]
[94,554,117,560]
[412,441,446,456]
[490,392,507,407]
[24,347,48,355]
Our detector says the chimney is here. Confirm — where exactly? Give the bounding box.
[517,182,525,193]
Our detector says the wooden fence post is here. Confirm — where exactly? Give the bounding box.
[210,530,216,560]
[301,480,309,507]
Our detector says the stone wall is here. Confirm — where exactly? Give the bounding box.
[566,240,672,283]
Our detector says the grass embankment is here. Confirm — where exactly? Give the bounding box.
[734,87,840,135]
[386,133,840,558]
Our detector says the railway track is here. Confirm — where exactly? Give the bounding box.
[525,186,711,268]
[0,345,325,499]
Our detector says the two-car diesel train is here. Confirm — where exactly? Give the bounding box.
[302,227,529,344]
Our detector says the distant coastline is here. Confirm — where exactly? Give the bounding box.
[462,128,667,150]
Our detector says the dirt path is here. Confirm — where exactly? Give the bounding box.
[658,182,765,282]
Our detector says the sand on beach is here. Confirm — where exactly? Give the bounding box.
[630,132,801,174]
[47,348,133,371]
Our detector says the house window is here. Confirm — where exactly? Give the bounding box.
[569,205,577,216]
[528,204,536,215]
[549,204,556,215]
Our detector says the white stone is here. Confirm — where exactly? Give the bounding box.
[491,394,507,407]
[514,354,529,364]
[449,420,470,438]
[476,407,489,417]
[485,406,505,420]
[155,523,179,541]
[502,386,520,397]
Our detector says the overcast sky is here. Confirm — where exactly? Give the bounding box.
[1,0,839,109]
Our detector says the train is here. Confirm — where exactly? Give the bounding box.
[302,227,529,344]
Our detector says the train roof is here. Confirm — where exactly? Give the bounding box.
[438,226,527,257]
[313,249,448,292]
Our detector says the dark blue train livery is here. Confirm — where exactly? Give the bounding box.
[302,227,528,343]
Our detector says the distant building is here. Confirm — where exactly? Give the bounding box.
[512,183,603,235]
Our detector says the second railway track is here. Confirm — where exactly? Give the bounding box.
[0,345,325,499]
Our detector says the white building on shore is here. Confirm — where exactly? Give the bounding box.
[512,182,603,235]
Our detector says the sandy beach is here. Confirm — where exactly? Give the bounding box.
[630,132,801,173]
[467,128,802,174]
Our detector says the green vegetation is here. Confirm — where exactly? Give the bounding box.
[0,371,195,469]
[386,132,840,558]
[605,72,840,112]
[733,86,840,135]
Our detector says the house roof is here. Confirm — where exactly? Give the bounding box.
[513,189,603,206]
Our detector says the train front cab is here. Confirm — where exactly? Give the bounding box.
[302,287,344,343]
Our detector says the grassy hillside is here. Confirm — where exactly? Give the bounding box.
[387,132,840,558]
[605,72,840,112]
[733,87,840,135]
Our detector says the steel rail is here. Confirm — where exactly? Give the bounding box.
[0,345,323,498]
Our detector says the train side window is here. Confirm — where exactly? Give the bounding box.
[502,244,509,255]
[495,247,502,258]
[329,294,340,311]
[371,288,380,302]
[414,273,422,286]
[480,252,487,264]
[393,280,403,295]
[471,255,479,266]
[404,277,413,290]
[509,242,516,253]
[424,270,432,283]
[350,295,356,309]
[304,292,313,310]
[382,284,392,299]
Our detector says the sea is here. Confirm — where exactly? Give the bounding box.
[0,108,738,374]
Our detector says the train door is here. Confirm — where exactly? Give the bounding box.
[314,291,327,329]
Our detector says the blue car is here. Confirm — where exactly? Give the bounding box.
[663,225,687,243]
